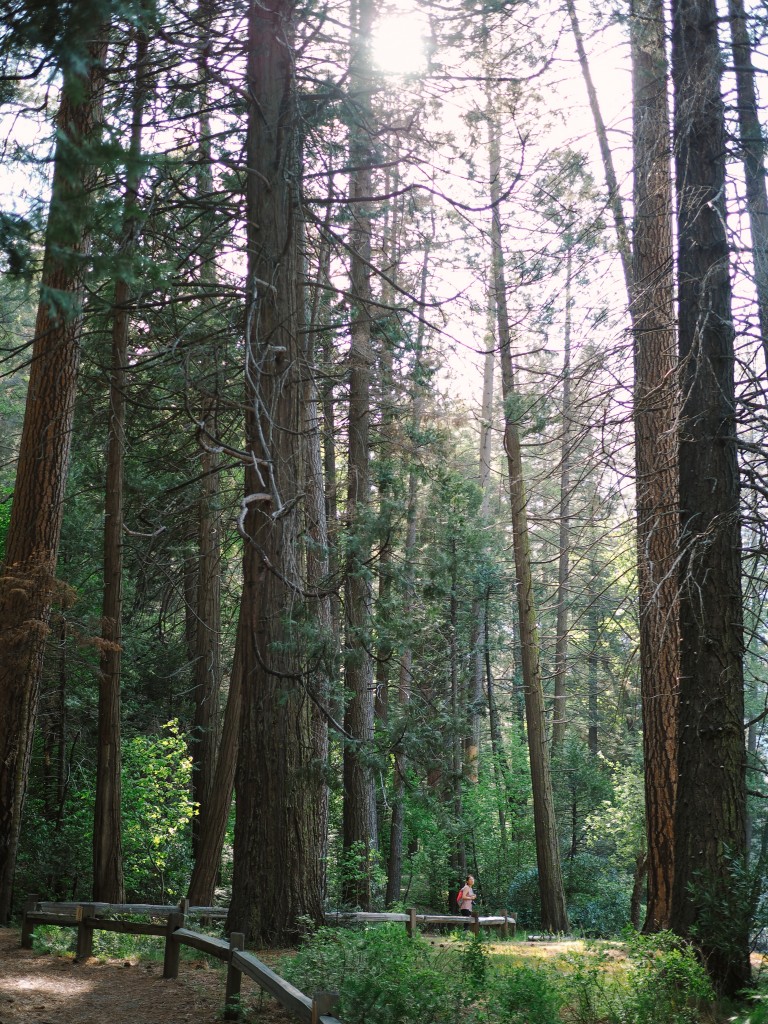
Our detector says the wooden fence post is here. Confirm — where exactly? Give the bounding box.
[311,991,340,1024]
[224,932,245,1020]
[75,904,96,961]
[406,908,417,938]
[20,894,39,949]
[163,910,184,979]
[501,913,509,940]
[471,911,479,937]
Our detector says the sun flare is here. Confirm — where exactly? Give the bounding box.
[372,9,429,76]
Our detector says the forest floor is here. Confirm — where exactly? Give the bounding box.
[0,926,593,1023]
[0,927,296,1024]
[3,925,765,1024]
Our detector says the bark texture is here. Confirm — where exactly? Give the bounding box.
[669,0,749,992]
[341,0,378,910]
[227,0,326,944]
[0,19,108,923]
[630,0,679,933]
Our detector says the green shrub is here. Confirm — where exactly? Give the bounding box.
[507,854,631,936]
[556,945,626,1024]
[621,930,715,1024]
[283,923,460,1024]
[487,961,563,1024]
[461,932,489,991]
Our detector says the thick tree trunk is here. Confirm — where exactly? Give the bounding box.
[341,0,378,910]
[569,0,679,931]
[0,18,108,923]
[669,0,749,994]
[630,0,679,934]
[227,0,326,944]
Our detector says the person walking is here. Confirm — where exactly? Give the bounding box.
[458,875,477,917]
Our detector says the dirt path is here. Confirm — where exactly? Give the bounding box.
[0,928,294,1024]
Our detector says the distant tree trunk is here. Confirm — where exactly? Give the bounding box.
[341,0,378,910]
[190,0,222,858]
[669,0,749,994]
[486,595,509,846]
[630,0,679,934]
[0,17,108,924]
[488,109,569,934]
[385,234,429,908]
[586,568,599,756]
[727,0,768,367]
[552,252,573,752]
[228,0,326,944]
[467,299,496,783]
[94,27,150,904]
[187,621,242,906]
[450,538,467,886]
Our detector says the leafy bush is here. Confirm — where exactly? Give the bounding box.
[556,945,626,1024]
[487,961,563,1024]
[283,923,460,1024]
[557,933,715,1024]
[621,930,715,1024]
[121,719,196,902]
[507,854,631,936]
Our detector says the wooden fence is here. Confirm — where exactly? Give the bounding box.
[20,899,340,1024]
[323,909,516,938]
[20,899,516,1022]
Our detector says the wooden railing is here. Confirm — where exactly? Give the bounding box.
[20,899,340,1024]
[20,899,516,1022]
[323,909,516,938]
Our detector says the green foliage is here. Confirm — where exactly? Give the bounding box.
[14,754,96,906]
[553,736,614,858]
[556,946,626,1024]
[584,757,646,870]
[283,924,460,1024]
[461,932,489,990]
[620,931,716,1024]
[336,841,387,909]
[557,934,716,1024]
[485,960,564,1024]
[121,719,196,902]
[508,854,631,936]
[687,848,762,968]
[730,993,768,1024]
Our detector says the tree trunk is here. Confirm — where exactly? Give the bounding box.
[94,27,149,904]
[187,619,243,906]
[190,0,223,857]
[227,0,326,944]
[0,17,108,924]
[630,0,679,934]
[488,108,568,934]
[552,251,573,751]
[341,0,378,910]
[669,0,749,993]
[727,0,768,367]
[385,233,429,907]
[569,0,679,931]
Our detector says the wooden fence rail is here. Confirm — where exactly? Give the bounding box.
[20,899,340,1024]
[323,909,517,939]
[20,899,516,1023]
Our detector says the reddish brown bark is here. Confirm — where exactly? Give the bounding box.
[0,22,108,923]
